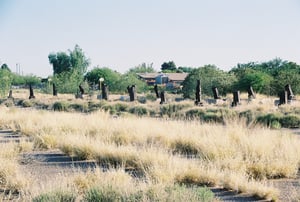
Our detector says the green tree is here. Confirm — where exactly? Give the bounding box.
[114,73,149,93]
[161,61,177,72]
[0,68,13,97]
[69,44,90,75]
[178,66,194,73]
[272,69,300,95]
[48,45,90,93]
[1,63,11,72]
[182,65,236,98]
[236,70,273,94]
[230,58,300,95]
[48,52,71,75]
[127,63,156,74]
[52,71,83,93]
[84,67,121,92]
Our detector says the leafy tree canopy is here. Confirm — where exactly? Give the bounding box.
[177,66,194,73]
[114,73,149,93]
[48,45,90,75]
[230,58,300,95]
[84,67,121,91]
[234,70,273,94]
[1,63,11,72]
[161,61,177,72]
[127,63,156,74]
[182,65,237,98]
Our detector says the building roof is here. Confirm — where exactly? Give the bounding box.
[137,73,159,79]
[138,73,188,81]
[166,73,188,81]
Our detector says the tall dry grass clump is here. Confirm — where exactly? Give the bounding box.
[1,107,300,200]
[0,142,32,199]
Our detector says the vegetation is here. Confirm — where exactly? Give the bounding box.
[48,45,90,93]
[3,106,299,200]
[182,65,237,98]
[0,68,13,97]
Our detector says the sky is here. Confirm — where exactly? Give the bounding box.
[0,0,300,77]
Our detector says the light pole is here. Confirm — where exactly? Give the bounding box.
[99,77,104,99]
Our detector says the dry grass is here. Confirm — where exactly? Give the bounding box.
[1,107,300,200]
[0,90,299,200]
[0,142,33,199]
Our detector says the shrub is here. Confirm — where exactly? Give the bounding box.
[113,103,129,112]
[137,96,147,104]
[280,114,300,128]
[53,101,70,112]
[21,100,34,108]
[83,185,214,202]
[102,104,116,115]
[129,106,148,116]
[0,99,14,107]
[84,186,121,202]
[69,103,88,112]
[160,103,191,118]
[185,109,206,120]
[145,93,157,102]
[239,110,257,125]
[88,101,106,112]
[32,190,76,202]
[256,113,281,128]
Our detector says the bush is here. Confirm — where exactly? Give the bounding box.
[280,114,300,128]
[69,103,88,112]
[113,103,129,112]
[129,106,148,116]
[137,96,147,104]
[185,109,206,120]
[160,103,191,118]
[239,110,257,125]
[84,186,121,202]
[84,185,214,202]
[145,93,157,102]
[32,190,76,202]
[102,104,116,115]
[53,101,70,112]
[256,114,281,128]
[21,100,34,108]
[88,101,106,112]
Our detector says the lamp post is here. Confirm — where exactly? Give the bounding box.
[99,78,104,99]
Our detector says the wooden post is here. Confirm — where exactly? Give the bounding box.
[195,79,202,105]
[284,84,294,101]
[29,84,35,99]
[278,90,288,106]
[8,90,13,99]
[212,86,220,99]
[247,86,255,99]
[160,91,165,104]
[127,85,135,102]
[154,84,159,98]
[53,83,57,96]
[102,84,109,100]
[232,91,240,107]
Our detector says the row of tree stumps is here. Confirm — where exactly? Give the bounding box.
[9,80,294,107]
[194,79,294,107]
[126,84,166,104]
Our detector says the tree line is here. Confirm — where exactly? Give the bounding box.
[0,45,299,98]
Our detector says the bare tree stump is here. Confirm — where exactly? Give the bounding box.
[29,84,35,99]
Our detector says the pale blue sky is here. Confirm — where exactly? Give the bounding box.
[1,0,300,77]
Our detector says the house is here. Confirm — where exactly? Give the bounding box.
[137,73,188,88]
